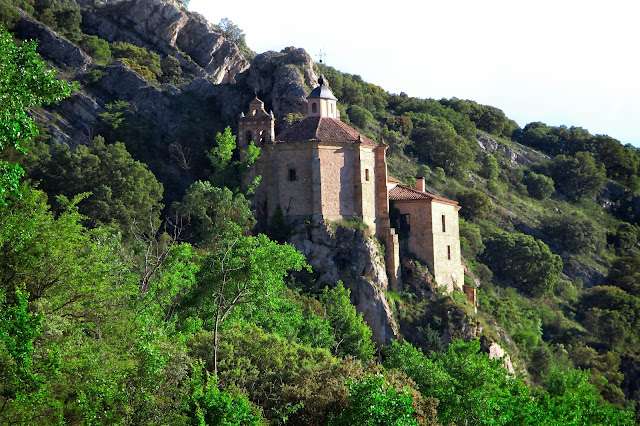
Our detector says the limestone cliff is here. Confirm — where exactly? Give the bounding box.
[290,223,398,346]
[77,0,249,83]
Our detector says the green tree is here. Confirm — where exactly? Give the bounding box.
[347,104,373,128]
[459,218,484,260]
[217,18,247,51]
[187,226,308,372]
[79,34,111,65]
[480,155,499,180]
[30,136,164,233]
[320,282,376,362]
[160,55,182,84]
[410,116,473,177]
[330,374,417,426]
[185,368,265,426]
[481,230,562,297]
[207,126,260,194]
[542,212,603,255]
[0,28,75,205]
[457,189,491,221]
[173,181,254,248]
[538,368,632,425]
[523,171,555,199]
[608,256,640,296]
[551,151,607,200]
[386,115,413,136]
[383,339,541,425]
[611,222,637,251]
[33,0,82,42]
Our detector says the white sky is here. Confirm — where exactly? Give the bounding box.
[189,0,640,146]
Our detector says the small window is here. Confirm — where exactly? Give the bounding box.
[330,103,333,115]
[288,169,297,181]
[245,131,252,142]
[252,109,257,116]
[365,169,370,181]
[442,215,446,233]
[312,102,317,113]
[447,245,451,260]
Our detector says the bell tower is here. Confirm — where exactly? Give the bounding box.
[306,75,339,119]
[237,95,275,147]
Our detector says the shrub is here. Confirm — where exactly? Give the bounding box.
[523,171,555,199]
[79,34,110,65]
[457,189,491,221]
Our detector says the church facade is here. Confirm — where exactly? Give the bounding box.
[237,78,466,294]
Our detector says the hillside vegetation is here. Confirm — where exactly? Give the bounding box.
[1,0,640,423]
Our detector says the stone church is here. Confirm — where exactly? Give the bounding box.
[237,77,467,295]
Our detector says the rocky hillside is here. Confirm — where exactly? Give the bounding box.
[9,0,318,203]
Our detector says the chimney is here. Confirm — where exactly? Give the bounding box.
[415,176,425,192]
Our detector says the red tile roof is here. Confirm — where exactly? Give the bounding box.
[275,117,378,147]
[389,183,459,206]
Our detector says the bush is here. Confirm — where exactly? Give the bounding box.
[480,155,499,180]
[457,189,491,221]
[79,34,111,65]
[111,41,162,82]
[541,212,603,255]
[481,230,562,297]
[523,171,555,199]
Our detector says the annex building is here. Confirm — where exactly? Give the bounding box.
[237,77,467,295]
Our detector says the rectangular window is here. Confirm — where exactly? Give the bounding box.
[442,215,446,233]
[288,169,297,181]
[447,245,451,260]
[365,169,370,181]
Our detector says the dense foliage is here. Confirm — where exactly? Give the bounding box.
[2,12,640,423]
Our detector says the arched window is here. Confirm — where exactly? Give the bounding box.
[311,102,317,113]
[329,103,333,116]
[252,109,257,117]
[259,130,266,144]
[245,131,252,143]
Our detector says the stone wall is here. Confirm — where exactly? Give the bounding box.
[318,143,355,220]
[430,202,464,292]
[357,146,377,232]
[393,199,434,270]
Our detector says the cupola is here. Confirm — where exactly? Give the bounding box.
[306,75,339,119]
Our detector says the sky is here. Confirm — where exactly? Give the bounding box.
[189,0,640,146]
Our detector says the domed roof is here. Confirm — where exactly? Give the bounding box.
[307,75,338,100]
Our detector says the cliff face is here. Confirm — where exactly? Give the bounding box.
[13,0,318,150]
[78,0,249,83]
[290,224,398,346]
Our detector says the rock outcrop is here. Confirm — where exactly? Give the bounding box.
[485,342,515,374]
[477,133,550,166]
[78,0,249,83]
[240,47,318,123]
[290,223,397,346]
[13,10,92,74]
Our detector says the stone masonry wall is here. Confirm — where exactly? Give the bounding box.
[430,202,464,292]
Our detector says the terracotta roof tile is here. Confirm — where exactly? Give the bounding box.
[275,117,378,147]
[389,184,459,206]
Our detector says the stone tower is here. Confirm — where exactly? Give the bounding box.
[237,96,275,147]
